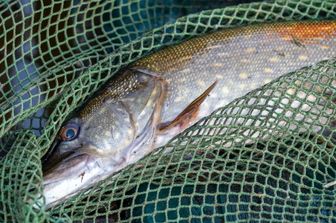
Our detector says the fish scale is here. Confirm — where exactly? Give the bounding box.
[42,20,336,208]
[134,21,336,133]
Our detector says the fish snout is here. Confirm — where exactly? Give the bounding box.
[43,152,91,184]
[42,149,104,208]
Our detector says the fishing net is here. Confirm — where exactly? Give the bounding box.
[0,0,335,222]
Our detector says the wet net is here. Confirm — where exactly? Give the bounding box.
[0,0,335,222]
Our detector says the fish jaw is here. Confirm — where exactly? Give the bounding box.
[43,148,134,208]
[43,152,105,208]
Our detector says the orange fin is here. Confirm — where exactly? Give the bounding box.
[158,80,218,132]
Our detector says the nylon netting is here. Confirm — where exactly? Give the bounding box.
[0,0,335,222]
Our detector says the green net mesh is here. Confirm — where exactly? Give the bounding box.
[0,0,335,222]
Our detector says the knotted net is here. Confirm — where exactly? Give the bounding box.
[0,0,335,222]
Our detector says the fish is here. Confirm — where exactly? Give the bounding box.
[42,20,336,208]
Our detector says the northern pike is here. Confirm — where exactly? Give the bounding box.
[42,20,336,208]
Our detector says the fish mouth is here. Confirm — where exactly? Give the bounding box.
[42,148,104,208]
[43,151,92,186]
[41,139,79,173]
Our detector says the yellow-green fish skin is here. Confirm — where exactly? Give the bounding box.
[134,20,336,141]
[42,20,336,208]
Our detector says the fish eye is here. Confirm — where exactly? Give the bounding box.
[59,123,80,141]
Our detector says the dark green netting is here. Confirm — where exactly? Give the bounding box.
[0,0,335,222]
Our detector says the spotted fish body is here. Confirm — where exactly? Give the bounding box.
[135,21,336,139]
[42,20,336,208]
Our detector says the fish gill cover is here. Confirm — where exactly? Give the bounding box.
[0,0,335,222]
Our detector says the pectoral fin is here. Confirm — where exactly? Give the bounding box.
[158,80,218,132]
